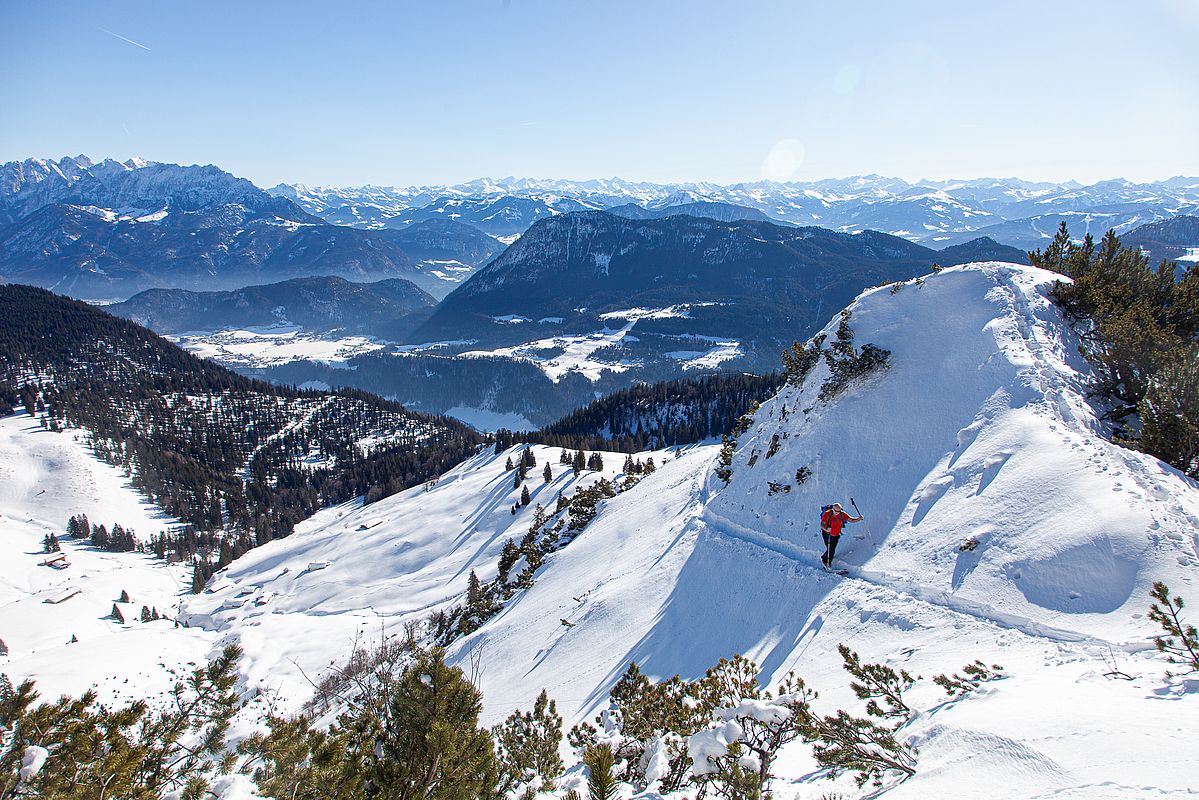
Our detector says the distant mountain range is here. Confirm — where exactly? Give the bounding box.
[109,275,437,338]
[7,154,1197,429]
[0,157,500,299]
[272,175,1199,248]
[7,157,1195,305]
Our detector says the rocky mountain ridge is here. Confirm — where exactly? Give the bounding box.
[274,174,1199,247]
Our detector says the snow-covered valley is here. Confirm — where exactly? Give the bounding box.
[2,262,1197,797]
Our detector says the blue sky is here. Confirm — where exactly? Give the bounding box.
[2,1,1196,187]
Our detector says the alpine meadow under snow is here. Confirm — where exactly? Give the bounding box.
[3,261,1196,797]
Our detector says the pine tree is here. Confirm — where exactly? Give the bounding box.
[583,743,617,800]
[505,456,514,471]
[140,606,153,623]
[1139,348,1199,477]
[643,457,655,474]
[218,538,233,568]
[1035,224,1199,473]
[238,716,344,800]
[715,435,736,485]
[514,470,522,490]
[365,648,497,799]
[1149,581,1199,675]
[110,603,125,623]
[467,570,484,612]
[522,447,537,469]
[0,638,7,656]
[812,710,917,787]
[191,561,206,594]
[1027,220,1073,274]
[493,689,565,795]
[119,589,131,604]
[781,335,825,386]
[520,485,531,506]
[818,311,890,402]
[932,661,1004,696]
[837,644,915,725]
[572,450,586,476]
[135,644,244,792]
[498,539,521,584]
[543,463,553,484]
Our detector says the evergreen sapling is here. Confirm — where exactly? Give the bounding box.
[1149,581,1199,675]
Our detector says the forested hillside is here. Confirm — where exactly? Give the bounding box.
[0,284,480,574]
[109,275,436,337]
[529,371,783,451]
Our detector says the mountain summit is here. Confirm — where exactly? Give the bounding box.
[0,157,448,299]
[416,211,1024,371]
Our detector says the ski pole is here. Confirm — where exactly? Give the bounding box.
[850,497,875,544]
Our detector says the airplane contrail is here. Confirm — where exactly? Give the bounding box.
[99,27,151,51]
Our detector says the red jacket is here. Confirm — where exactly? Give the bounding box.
[821,509,852,537]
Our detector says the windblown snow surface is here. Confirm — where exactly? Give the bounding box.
[3,262,1198,797]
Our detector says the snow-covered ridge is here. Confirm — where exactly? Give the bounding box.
[447,261,1197,796]
[709,262,1199,646]
[0,155,300,223]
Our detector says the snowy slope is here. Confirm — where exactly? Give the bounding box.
[444,262,1198,797]
[709,262,1199,645]
[0,413,216,705]
[181,444,667,716]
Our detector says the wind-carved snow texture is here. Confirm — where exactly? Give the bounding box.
[3,262,1198,797]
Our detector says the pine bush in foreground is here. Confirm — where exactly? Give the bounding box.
[583,743,617,800]
[1149,581,1199,675]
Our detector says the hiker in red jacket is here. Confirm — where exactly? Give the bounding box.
[820,502,863,568]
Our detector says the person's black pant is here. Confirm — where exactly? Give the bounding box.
[822,532,840,564]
